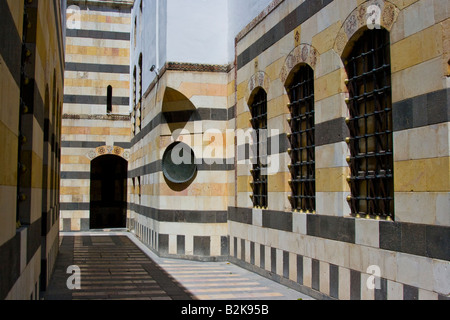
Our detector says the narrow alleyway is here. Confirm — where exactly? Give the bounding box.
[44,233,193,300]
[44,232,313,301]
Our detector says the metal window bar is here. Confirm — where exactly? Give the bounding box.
[286,66,315,213]
[345,29,394,220]
[249,89,268,209]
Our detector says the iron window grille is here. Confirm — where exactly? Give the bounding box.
[249,89,268,209]
[138,54,143,131]
[344,28,394,220]
[286,65,316,213]
[132,66,137,135]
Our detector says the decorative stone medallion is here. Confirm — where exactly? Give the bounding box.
[334,0,400,57]
[280,44,320,84]
[87,145,130,160]
[245,71,271,103]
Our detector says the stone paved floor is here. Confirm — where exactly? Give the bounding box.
[44,232,313,301]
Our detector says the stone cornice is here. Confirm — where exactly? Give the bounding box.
[235,0,284,43]
[62,114,131,121]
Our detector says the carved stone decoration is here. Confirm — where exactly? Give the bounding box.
[280,44,320,84]
[301,45,309,62]
[382,2,398,30]
[114,146,122,155]
[295,30,300,45]
[98,147,106,155]
[86,145,129,161]
[87,150,97,160]
[334,0,400,57]
[334,29,349,57]
[245,71,271,103]
[345,13,359,39]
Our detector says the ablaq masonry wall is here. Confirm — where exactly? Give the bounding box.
[0,0,65,300]
[60,0,133,232]
[231,0,449,300]
[118,0,449,299]
[128,0,237,262]
[128,63,233,261]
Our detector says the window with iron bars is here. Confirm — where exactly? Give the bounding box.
[344,28,394,220]
[286,65,316,213]
[249,89,268,209]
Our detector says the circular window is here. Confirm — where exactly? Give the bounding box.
[162,142,197,184]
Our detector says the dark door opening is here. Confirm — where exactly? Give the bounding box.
[90,155,127,229]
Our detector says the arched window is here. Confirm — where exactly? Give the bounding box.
[107,85,113,114]
[138,53,143,130]
[134,17,137,48]
[249,88,268,209]
[138,53,143,103]
[286,65,315,213]
[132,66,137,135]
[133,66,137,107]
[344,28,394,220]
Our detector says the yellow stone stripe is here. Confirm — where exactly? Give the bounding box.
[0,122,18,186]
[6,0,24,35]
[73,13,131,25]
[316,166,350,193]
[64,78,130,89]
[65,45,129,57]
[61,126,130,136]
[60,187,90,196]
[237,175,252,193]
[391,24,443,73]
[65,54,130,65]
[268,171,290,192]
[19,151,43,189]
[311,21,341,55]
[236,112,251,130]
[227,80,236,97]
[237,81,247,101]
[268,95,289,120]
[61,155,91,165]
[394,157,450,192]
[177,82,228,99]
[314,68,346,102]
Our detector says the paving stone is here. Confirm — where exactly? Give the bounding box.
[44,232,314,301]
[44,235,193,301]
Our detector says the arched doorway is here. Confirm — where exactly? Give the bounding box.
[90,155,128,229]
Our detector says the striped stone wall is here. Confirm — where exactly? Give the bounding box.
[55,0,449,300]
[231,0,449,300]
[129,63,233,261]
[60,0,132,232]
[0,0,65,300]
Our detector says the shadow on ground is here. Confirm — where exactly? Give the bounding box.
[44,235,194,300]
